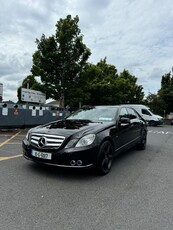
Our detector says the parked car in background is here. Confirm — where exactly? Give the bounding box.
[122,104,163,126]
[23,105,148,175]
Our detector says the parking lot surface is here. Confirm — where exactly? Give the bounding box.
[1,126,173,230]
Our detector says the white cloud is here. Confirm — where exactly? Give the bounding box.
[0,0,173,102]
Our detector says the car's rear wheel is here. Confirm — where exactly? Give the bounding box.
[137,131,147,150]
[149,120,157,126]
[96,140,113,175]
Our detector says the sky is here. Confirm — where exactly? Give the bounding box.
[0,0,173,102]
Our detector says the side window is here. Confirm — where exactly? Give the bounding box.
[119,108,128,118]
[142,109,151,116]
[127,108,137,119]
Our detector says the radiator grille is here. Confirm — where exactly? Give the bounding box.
[30,133,65,148]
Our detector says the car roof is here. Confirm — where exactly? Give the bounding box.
[82,105,135,109]
[83,105,121,110]
[95,105,120,108]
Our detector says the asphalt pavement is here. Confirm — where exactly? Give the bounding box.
[1,126,173,230]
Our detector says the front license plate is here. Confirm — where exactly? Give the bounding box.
[31,150,52,160]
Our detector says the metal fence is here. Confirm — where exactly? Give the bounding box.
[0,103,67,129]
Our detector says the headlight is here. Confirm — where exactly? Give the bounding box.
[65,139,78,148]
[75,134,96,147]
[65,134,96,149]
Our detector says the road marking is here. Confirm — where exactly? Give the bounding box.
[0,131,21,148]
[2,142,21,145]
[0,134,25,137]
[0,154,22,161]
[148,130,173,135]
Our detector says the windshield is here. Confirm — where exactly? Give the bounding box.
[66,107,118,122]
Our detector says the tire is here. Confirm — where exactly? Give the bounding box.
[96,140,113,175]
[137,131,147,150]
[149,120,157,126]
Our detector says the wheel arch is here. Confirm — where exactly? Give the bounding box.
[98,136,115,152]
[149,120,157,126]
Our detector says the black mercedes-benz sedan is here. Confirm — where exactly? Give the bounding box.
[23,105,147,175]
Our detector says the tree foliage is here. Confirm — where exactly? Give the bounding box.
[145,71,173,116]
[83,58,118,105]
[158,72,173,114]
[117,70,144,104]
[83,59,144,105]
[144,93,164,115]
[31,15,91,106]
[18,15,145,107]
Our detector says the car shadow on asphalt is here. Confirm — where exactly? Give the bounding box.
[26,161,96,180]
[23,147,144,180]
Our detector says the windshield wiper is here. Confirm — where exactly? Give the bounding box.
[66,119,103,123]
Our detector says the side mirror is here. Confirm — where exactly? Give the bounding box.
[119,117,130,125]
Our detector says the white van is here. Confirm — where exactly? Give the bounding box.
[122,104,163,126]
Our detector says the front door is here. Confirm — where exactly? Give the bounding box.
[115,107,132,151]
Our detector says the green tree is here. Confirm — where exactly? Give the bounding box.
[86,58,118,105]
[31,15,91,107]
[158,72,173,114]
[144,93,164,115]
[84,61,144,105]
[117,70,144,104]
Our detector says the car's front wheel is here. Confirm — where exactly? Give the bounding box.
[96,140,113,175]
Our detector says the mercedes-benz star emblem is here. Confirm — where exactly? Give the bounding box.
[38,137,47,147]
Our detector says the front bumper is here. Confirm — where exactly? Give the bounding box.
[157,119,163,125]
[22,139,99,168]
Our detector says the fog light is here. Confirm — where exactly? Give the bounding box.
[77,160,82,166]
[70,160,76,166]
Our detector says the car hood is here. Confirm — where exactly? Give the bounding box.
[31,119,115,139]
[155,114,163,120]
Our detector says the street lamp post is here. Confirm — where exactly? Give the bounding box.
[26,79,30,89]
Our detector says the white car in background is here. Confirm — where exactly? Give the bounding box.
[122,104,163,126]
